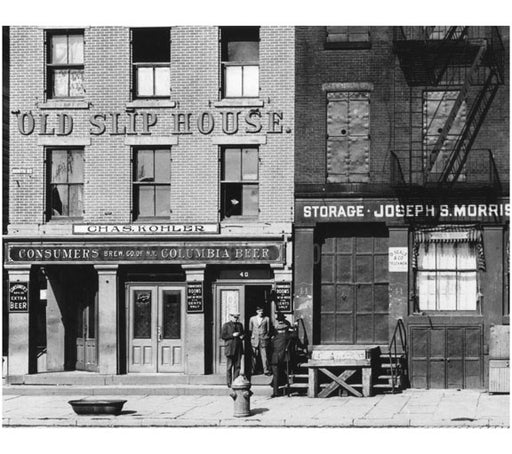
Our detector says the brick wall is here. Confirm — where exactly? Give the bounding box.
[8,26,295,230]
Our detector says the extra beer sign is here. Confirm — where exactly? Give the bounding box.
[9,282,29,313]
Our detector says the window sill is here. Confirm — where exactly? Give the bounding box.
[214,99,264,108]
[46,217,84,224]
[133,217,171,223]
[38,100,90,110]
[221,217,260,224]
[126,100,176,109]
[324,42,372,50]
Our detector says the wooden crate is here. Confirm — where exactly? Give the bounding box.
[489,360,510,393]
[489,325,510,359]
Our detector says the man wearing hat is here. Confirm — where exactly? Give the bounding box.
[248,306,271,375]
[221,312,245,387]
[269,312,294,397]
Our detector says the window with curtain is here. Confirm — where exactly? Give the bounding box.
[47,31,85,98]
[416,242,478,311]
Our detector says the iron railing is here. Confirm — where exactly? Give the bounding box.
[388,318,407,393]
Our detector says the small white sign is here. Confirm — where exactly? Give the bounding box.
[12,168,33,175]
[389,247,408,272]
[73,224,219,234]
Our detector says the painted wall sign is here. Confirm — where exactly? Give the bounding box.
[297,200,510,223]
[7,243,285,264]
[429,232,469,241]
[187,282,204,313]
[73,224,219,235]
[389,247,408,272]
[275,283,292,313]
[12,168,33,175]
[14,110,285,136]
[9,282,29,312]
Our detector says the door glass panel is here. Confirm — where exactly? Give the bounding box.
[133,290,152,339]
[221,289,240,325]
[162,290,181,339]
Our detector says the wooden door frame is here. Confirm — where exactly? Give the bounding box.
[212,280,274,374]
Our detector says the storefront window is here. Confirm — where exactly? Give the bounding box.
[47,148,84,219]
[133,148,171,219]
[416,242,478,311]
[221,27,259,98]
[47,31,84,98]
[221,147,259,219]
[132,28,170,98]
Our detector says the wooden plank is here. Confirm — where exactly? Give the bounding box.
[308,367,318,398]
[362,367,372,397]
[317,369,355,398]
[319,368,362,398]
[304,359,371,367]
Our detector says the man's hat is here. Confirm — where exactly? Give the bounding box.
[229,312,240,316]
[256,306,263,311]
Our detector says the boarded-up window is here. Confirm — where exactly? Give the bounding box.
[325,27,370,49]
[327,91,370,183]
[423,91,467,180]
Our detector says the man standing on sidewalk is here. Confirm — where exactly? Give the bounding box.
[221,312,245,387]
[249,306,272,375]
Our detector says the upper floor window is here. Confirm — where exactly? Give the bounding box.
[47,148,84,219]
[133,148,171,219]
[221,147,259,219]
[221,27,259,98]
[325,27,371,49]
[326,91,370,183]
[132,28,170,98]
[47,31,85,98]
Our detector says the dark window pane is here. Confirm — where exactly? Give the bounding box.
[137,186,154,217]
[132,28,170,63]
[227,40,259,62]
[242,185,258,216]
[88,302,95,338]
[155,186,169,217]
[51,185,66,215]
[68,35,84,64]
[222,27,259,61]
[51,35,68,64]
[162,291,181,339]
[154,150,170,182]
[223,148,241,181]
[136,149,154,182]
[222,184,242,217]
[133,291,152,339]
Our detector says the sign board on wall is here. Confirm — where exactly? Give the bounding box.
[9,282,29,312]
[389,247,408,272]
[274,283,292,313]
[186,283,204,313]
[73,224,219,235]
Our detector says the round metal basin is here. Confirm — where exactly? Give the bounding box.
[68,399,127,415]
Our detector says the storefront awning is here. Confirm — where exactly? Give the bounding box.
[412,224,486,270]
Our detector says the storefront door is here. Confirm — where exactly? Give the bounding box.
[127,285,185,373]
[76,285,98,372]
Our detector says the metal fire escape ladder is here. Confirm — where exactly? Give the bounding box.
[431,26,469,85]
[439,69,500,185]
[425,39,488,178]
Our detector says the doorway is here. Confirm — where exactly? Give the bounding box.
[126,284,185,373]
[75,286,98,372]
[214,283,272,374]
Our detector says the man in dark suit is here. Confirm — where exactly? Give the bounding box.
[221,312,245,387]
[270,312,295,397]
[248,306,271,375]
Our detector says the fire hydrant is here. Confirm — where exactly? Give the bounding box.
[230,375,253,417]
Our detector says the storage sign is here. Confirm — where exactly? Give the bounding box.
[9,282,29,312]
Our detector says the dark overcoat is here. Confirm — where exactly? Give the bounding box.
[221,321,244,357]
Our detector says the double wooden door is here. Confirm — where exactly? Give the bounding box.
[127,284,185,373]
[76,282,98,372]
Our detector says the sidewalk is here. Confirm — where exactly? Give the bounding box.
[2,389,509,427]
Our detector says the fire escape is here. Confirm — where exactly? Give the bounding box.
[391,26,505,193]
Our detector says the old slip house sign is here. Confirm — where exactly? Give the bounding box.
[6,243,285,264]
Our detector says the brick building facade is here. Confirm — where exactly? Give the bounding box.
[4,26,294,379]
[294,26,509,391]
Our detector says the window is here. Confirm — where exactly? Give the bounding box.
[221,147,259,219]
[325,27,371,49]
[47,31,84,98]
[221,27,259,98]
[132,28,170,98]
[47,148,84,219]
[326,91,370,183]
[133,148,171,219]
[416,243,478,311]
